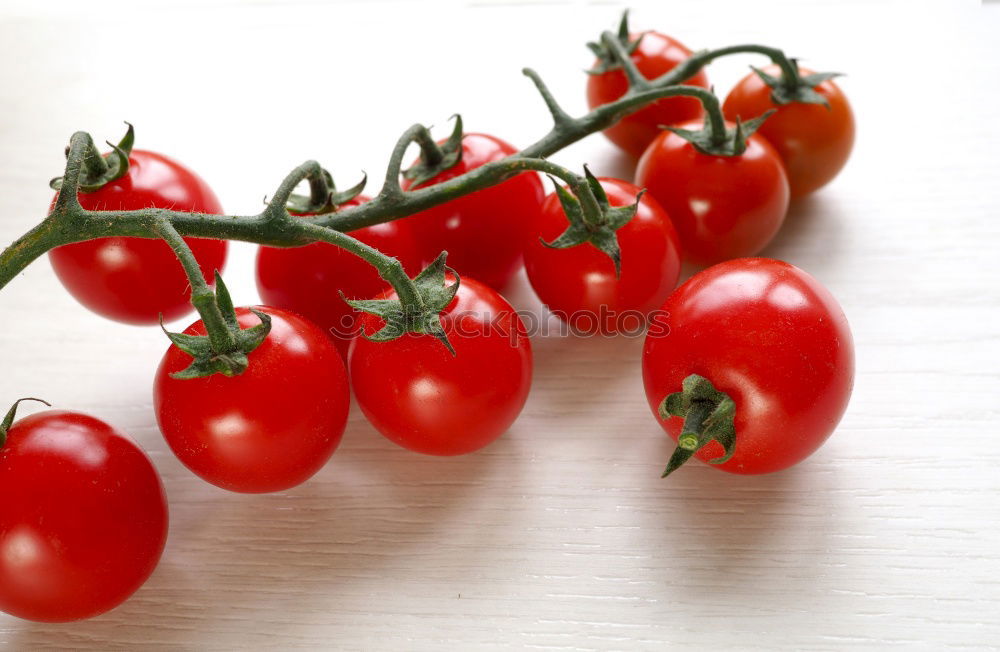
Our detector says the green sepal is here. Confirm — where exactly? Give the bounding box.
[585,10,643,75]
[540,167,641,277]
[666,108,775,157]
[160,273,273,379]
[345,252,460,354]
[285,169,367,216]
[403,115,464,189]
[0,398,51,448]
[50,122,135,193]
[751,64,842,108]
[657,374,737,478]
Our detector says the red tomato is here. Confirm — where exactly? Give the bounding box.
[723,65,855,198]
[586,31,709,157]
[399,133,544,290]
[153,307,349,493]
[642,258,854,474]
[349,276,532,456]
[48,149,227,325]
[523,177,681,334]
[0,410,168,622]
[255,196,422,357]
[635,121,790,266]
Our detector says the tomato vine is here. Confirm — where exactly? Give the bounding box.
[0,15,824,369]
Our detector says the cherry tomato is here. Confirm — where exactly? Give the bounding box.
[153,307,349,493]
[523,177,681,334]
[48,149,227,325]
[349,276,532,456]
[399,133,544,290]
[723,65,855,198]
[0,410,168,622]
[635,121,790,266]
[255,196,422,357]
[586,31,709,157]
[642,258,854,474]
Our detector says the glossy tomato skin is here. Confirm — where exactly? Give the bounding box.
[349,277,532,456]
[154,307,349,493]
[642,258,854,474]
[586,31,709,157]
[723,66,855,198]
[398,133,544,291]
[48,149,227,325]
[0,411,168,622]
[255,196,422,358]
[635,122,790,266]
[524,178,681,334]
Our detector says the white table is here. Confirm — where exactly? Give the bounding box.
[1,0,998,649]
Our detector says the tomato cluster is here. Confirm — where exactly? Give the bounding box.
[3,16,857,624]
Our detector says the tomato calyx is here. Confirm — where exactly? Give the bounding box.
[0,397,51,448]
[50,122,135,193]
[585,10,644,75]
[541,167,640,277]
[345,252,460,354]
[283,167,367,216]
[666,109,775,157]
[160,274,272,379]
[402,115,465,189]
[751,63,843,108]
[658,374,737,478]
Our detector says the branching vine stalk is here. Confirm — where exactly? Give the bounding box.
[0,21,811,359]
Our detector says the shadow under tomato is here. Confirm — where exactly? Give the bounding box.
[642,425,849,595]
[1,407,516,646]
[758,192,849,278]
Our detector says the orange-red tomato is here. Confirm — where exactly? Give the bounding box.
[586,31,709,157]
[636,121,789,266]
[524,177,681,334]
[48,150,227,325]
[642,258,854,474]
[255,196,422,357]
[723,66,855,198]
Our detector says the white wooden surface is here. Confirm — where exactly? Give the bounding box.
[1,0,998,649]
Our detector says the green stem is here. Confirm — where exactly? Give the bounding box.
[155,219,237,353]
[0,41,802,293]
[412,125,446,167]
[600,29,649,90]
[0,398,51,448]
[299,220,425,311]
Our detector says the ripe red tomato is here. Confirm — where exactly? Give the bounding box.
[398,133,544,290]
[586,31,709,157]
[642,258,854,474]
[523,177,681,334]
[0,410,168,622]
[635,121,790,266]
[153,307,349,493]
[255,196,422,357]
[349,276,532,456]
[723,65,855,198]
[48,149,227,325]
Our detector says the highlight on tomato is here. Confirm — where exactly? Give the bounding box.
[0,401,168,622]
[349,275,532,456]
[255,195,422,357]
[398,129,544,291]
[154,306,350,493]
[524,177,681,334]
[642,258,854,477]
[47,125,227,325]
[723,64,855,199]
[585,13,709,157]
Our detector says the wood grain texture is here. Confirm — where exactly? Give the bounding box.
[1,0,998,649]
